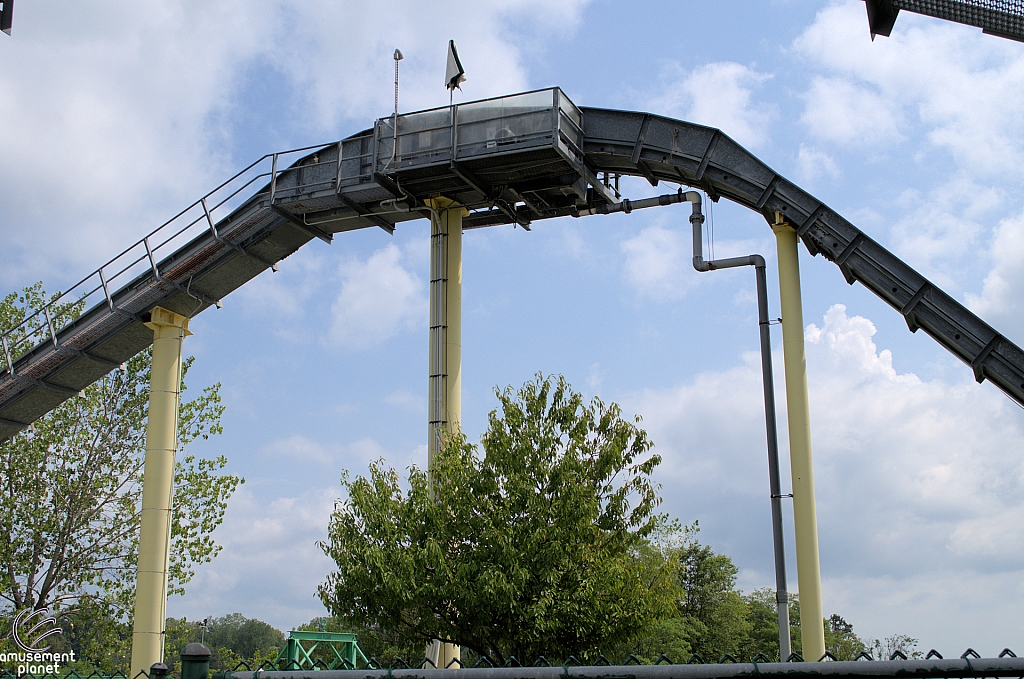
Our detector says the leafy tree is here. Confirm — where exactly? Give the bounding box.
[675,527,752,661]
[866,633,922,660]
[165,614,284,671]
[318,374,676,664]
[739,588,789,661]
[825,614,867,660]
[0,284,242,670]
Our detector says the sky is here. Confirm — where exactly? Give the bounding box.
[3,0,1024,658]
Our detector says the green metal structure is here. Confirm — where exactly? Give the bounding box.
[274,630,368,671]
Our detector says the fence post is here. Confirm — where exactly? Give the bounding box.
[149,662,169,679]
[181,643,212,679]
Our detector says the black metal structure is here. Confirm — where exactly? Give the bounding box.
[1,0,13,36]
[866,0,1024,41]
[3,87,1024,441]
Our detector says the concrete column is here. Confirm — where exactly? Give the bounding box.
[772,217,825,662]
[426,197,463,668]
[131,306,191,678]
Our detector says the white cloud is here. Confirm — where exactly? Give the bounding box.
[800,77,902,147]
[328,243,427,350]
[966,210,1024,345]
[793,0,1024,173]
[261,434,336,466]
[168,485,337,629]
[887,179,1002,288]
[620,223,769,301]
[0,0,588,287]
[620,225,694,301]
[626,304,1024,650]
[649,62,774,149]
[796,144,841,184]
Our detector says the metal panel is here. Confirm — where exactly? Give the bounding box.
[868,0,1024,41]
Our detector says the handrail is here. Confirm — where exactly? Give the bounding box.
[0,141,335,373]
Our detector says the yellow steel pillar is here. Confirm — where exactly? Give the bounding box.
[426,197,464,668]
[130,306,191,678]
[772,215,825,661]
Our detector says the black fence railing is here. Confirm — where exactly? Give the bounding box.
[3,648,1024,679]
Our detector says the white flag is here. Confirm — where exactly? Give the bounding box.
[445,40,466,91]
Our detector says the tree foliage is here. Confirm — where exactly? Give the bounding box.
[0,284,242,669]
[165,614,284,672]
[318,374,676,664]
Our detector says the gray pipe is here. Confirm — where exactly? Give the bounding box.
[571,187,792,658]
[691,208,792,661]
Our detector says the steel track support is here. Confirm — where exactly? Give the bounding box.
[426,197,463,670]
[772,215,825,662]
[130,306,191,677]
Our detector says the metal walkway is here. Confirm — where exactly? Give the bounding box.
[3,87,1023,440]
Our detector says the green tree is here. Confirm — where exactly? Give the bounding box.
[165,614,284,671]
[865,633,922,660]
[825,614,867,660]
[0,284,242,670]
[318,374,676,664]
[674,528,752,661]
[738,588,788,661]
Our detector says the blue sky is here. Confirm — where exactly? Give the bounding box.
[3,0,1024,656]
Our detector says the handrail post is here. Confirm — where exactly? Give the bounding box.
[1,336,14,376]
[269,154,279,204]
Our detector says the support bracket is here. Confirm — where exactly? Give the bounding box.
[271,205,333,244]
[335,191,395,234]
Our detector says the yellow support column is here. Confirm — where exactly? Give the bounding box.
[426,198,463,669]
[130,306,191,678]
[772,216,826,662]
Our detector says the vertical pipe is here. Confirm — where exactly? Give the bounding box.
[131,306,191,678]
[754,263,791,661]
[772,217,825,662]
[425,198,463,669]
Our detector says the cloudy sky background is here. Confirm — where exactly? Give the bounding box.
[3,0,1024,655]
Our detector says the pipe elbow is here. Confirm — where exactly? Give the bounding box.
[750,254,766,268]
[692,256,710,272]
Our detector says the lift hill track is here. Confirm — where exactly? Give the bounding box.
[2,87,1022,440]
